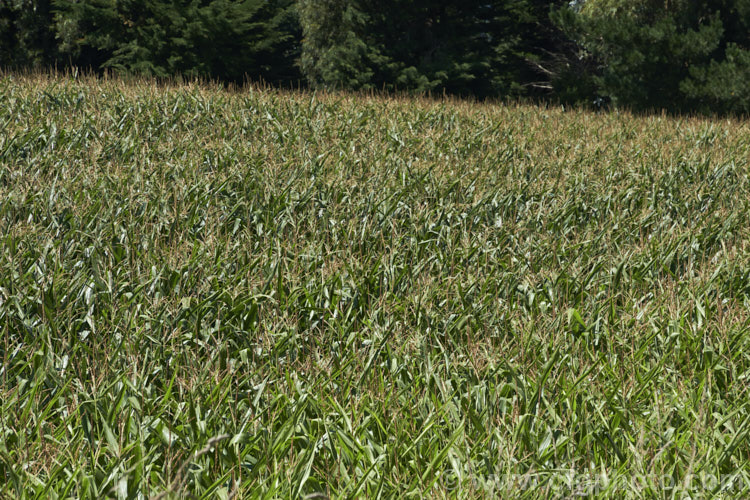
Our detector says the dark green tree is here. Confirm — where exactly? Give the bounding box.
[297,0,373,89]
[54,0,301,84]
[53,0,123,71]
[1,0,57,68]
[555,0,750,113]
[298,0,571,98]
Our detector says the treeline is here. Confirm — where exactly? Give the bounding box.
[1,0,749,114]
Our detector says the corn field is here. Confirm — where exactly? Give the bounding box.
[2,73,750,498]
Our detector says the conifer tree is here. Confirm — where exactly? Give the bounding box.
[0,0,57,68]
[298,0,570,98]
[53,0,301,84]
[555,0,750,113]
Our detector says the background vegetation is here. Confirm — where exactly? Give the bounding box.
[2,73,750,498]
[1,0,749,113]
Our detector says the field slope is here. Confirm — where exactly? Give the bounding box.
[2,74,750,498]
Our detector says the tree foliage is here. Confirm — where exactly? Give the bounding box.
[299,0,568,98]
[557,0,750,113]
[0,0,57,67]
[53,0,301,83]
